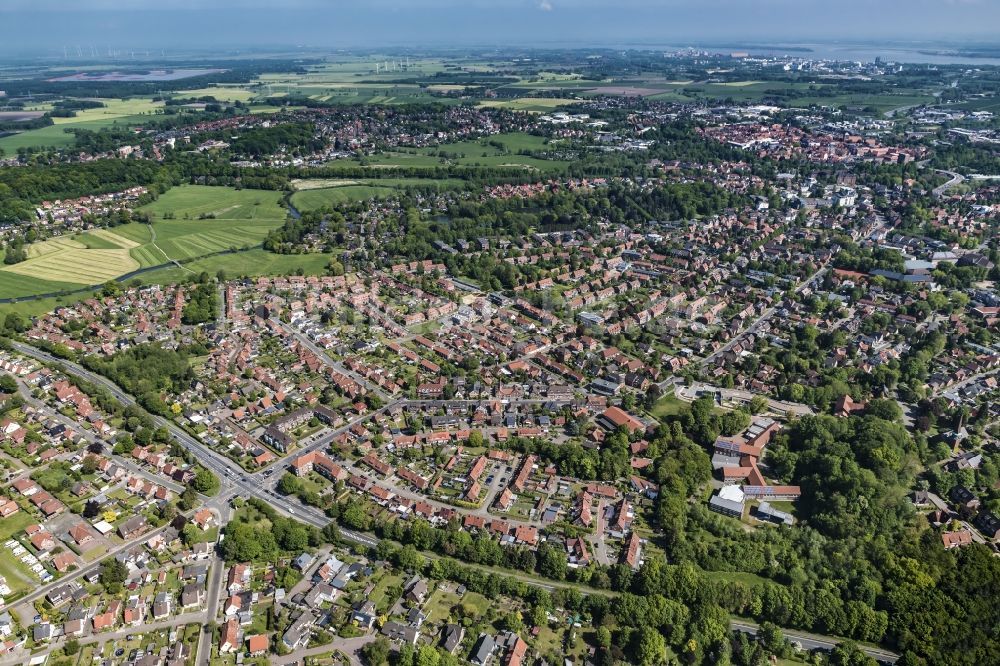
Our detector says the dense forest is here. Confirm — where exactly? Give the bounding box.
[82,343,197,415]
[931,141,1000,174]
[181,282,219,325]
[228,121,327,158]
[320,395,1000,665]
[0,159,176,222]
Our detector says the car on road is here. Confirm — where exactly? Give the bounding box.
[486,475,494,484]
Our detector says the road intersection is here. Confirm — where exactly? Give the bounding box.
[8,340,900,665]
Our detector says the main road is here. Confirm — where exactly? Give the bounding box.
[932,169,964,198]
[731,620,898,664]
[9,341,378,549]
[9,341,899,664]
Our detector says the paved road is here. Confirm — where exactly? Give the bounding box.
[655,266,827,386]
[0,611,208,666]
[592,499,612,566]
[269,635,376,666]
[217,283,228,338]
[933,365,1000,399]
[8,340,903,662]
[0,518,180,614]
[731,620,899,664]
[194,555,227,666]
[925,492,989,545]
[9,342,377,546]
[272,318,390,401]
[933,169,965,198]
[256,403,392,475]
[15,375,186,495]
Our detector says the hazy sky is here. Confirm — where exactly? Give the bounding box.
[1,0,998,53]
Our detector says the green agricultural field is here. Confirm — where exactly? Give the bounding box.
[174,86,257,102]
[125,185,289,264]
[1,231,140,286]
[50,97,163,125]
[290,185,396,211]
[24,235,88,259]
[138,184,287,221]
[248,58,458,106]
[117,219,281,266]
[416,133,543,157]
[80,227,141,250]
[415,131,550,154]
[2,248,138,284]
[0,291,97,320]
[292,177,469,191]
[361,153,451,168]
[133,249,334,285]
[416,131,566,168]
[289,177,472,211]
[353,132,568,173]
[0,186,290,301]
[479,97,574,112]
[956,96,1000,112]
[0,97,164,152]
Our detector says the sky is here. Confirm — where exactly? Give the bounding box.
[1,0,998,54]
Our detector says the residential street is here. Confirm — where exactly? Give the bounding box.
[6,339,901,665]
[272,318,390,401]
[269,635,376,666]
[0,612,208,666]
[2,519,181,616]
